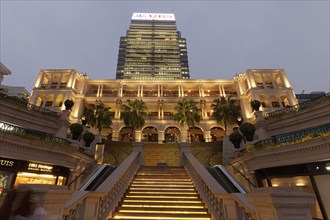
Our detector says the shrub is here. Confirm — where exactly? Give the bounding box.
[69,123,83,140]
[64,99,74,110]
[229,131,243,148]
[251,100,261,111]
[239,122,256,141]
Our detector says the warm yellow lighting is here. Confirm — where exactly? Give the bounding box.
[272,184,279,187]
[118,210,207,214]
[296,183,305,186]
[121,204,204,209]
[113,216,211,220]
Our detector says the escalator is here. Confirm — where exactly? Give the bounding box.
[208,165,247,194]
[79,164,115,191]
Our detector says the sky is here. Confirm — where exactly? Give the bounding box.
[0,1,329,94]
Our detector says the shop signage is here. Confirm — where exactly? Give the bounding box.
[0,159,14,167]
[28,163,53,173]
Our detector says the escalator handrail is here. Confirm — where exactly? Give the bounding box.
[222,157,256,188]
[79,164,108,191]
[213,165,248,194]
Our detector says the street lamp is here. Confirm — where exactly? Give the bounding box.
[236,116,243,127]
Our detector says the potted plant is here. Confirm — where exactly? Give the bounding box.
[251,100,261,111]
[229,131,243,148]
[64,99,74,110]
[82,131,95,147]
[69,123,83,140]
[239,122,256,141]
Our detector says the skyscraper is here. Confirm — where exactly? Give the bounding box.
[116,13,190,80]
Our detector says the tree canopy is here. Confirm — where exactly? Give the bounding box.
[85,102,113,135]
[174,99,201,128]
[211,96,240,135]
[121,99,148,140]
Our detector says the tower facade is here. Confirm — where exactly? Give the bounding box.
[116,13,190,80]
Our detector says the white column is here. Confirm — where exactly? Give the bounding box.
[178,84,181,97]
[158,131,165,144]
[96,84,101,97]
[203,130,211,142]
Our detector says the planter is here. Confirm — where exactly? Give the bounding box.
[70,123,83,141]
[245,133,254,141]
[72,133,80,140]
[233,141,241,149]
[82,131,95,147]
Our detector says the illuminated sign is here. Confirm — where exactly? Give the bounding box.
[132,13,175,21]
[28,163,53,173]
[0,159,14,167]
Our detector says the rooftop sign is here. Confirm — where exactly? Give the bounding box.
[132,13,175,21]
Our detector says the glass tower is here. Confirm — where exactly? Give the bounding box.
[116,13,190,80]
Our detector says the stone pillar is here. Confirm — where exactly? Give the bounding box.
[94,143,104,164]
[112,130,119,141]
[181,129,188,143]
[203,130,211,142]
[158,131,165,144]
[55,110,70,139]
[179,142,191,166]
[248,187,315,220]
[135,130,142,142]
[254,110,270,140]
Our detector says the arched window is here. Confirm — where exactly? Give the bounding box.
[210,127,225,141]
[165,127,181,143]
[36,95,45,107]
[45,94,54,107]
[260,95,270,108]
[280,95,290,107]
[55,94,64,107]
[142,126,158,142]
[270,95,281,108]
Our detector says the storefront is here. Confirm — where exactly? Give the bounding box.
[255,160,330,220]
[0,157,70,194]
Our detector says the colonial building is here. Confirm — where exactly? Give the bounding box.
[29,68,297,143]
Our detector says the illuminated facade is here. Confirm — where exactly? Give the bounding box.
[29,68,297,143]
[116,13,189,80]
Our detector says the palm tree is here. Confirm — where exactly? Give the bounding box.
[211,96,240,136]
[174,99,201,128]
[85,102,113,135]
[121,99,148,141]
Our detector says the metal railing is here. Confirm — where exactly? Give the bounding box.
[0,92,60,118]
[254,123,330,149]
[264,92,330,119]
[0,121,71,146]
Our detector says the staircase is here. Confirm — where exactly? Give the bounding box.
[109,166,212,220]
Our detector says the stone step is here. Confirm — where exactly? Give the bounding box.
[121,196,203,203]
[115,206,209,214]
[117,201,206,208]
[110,211,212,220]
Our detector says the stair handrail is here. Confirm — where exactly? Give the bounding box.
[182,151,256,220]
[62,150,142,220]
